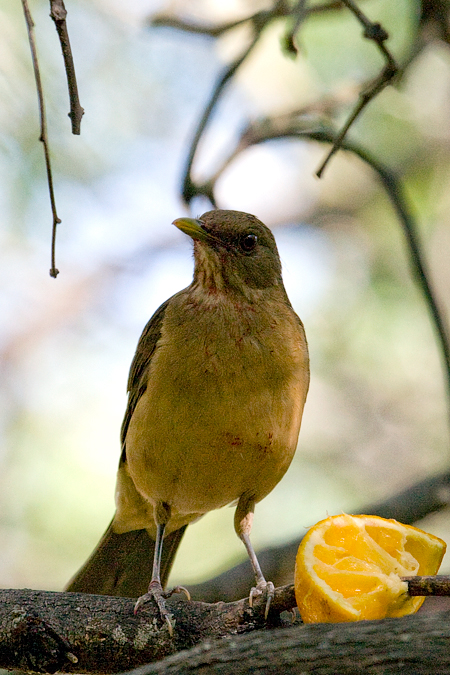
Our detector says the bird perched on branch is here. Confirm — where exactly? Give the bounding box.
[66,209,310,633]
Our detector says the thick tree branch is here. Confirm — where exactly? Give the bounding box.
[0,586,292,673]
[121,610,450,675]
[1,584,450,674]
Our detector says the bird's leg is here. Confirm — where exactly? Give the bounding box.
[235,495,274,619]
[134,502,190,635]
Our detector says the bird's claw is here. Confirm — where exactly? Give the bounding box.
[134,581,189,635]
[248,580,275,619]
[165,584,191,601]
[287,607,297,623]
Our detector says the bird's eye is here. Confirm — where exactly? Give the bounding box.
[240,234,258,253]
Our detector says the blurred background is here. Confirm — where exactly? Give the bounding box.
[0,0,449,592]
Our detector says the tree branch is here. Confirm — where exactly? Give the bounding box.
[120,609,450,675]
[150,1,289,39]
[21,0,60,278]
[0,586,292,673]
[316,0,397,177]
[180,34,260,206]
[151,0,398,201]
[49,0,84,135]
[1,582,450,674]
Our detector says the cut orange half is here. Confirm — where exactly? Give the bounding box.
[294,513,446,624]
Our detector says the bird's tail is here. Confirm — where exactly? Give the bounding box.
[65,520,187,598]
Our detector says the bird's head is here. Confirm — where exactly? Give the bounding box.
[173,210,284,300]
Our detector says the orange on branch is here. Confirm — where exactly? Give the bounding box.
[294,513,446,624]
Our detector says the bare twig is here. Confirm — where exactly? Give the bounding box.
[404,575,450,596]
[181,35,261,205]
[282,0,308,56]
[316,0,397,177]
[150,1,349,39]
[323,134,450,407]
[21,0,60,278]
[151,0,356,206]
[150,1,289,38]
[49,0,84,134]
[150,13,254,37]
[152,0,397,190]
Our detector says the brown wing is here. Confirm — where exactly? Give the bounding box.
[66,296,187,596]
[120,297,170,455]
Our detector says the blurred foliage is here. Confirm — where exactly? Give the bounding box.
[0,0,449,591]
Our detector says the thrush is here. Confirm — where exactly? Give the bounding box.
[66,209,310,632]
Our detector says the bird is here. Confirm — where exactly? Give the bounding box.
[66,209,310,633]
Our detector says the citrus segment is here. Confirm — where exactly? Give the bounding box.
[294,514,446,624]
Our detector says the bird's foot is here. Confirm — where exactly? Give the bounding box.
[248,579,275,619]
[134,581,190,635]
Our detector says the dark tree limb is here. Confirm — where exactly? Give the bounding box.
[150,2,287,38]
[150,1,362,40]
[150,1,347,40]
[180,34,260,206]
[0,587,293,673]
[310,129,450,411]
[121,610,450,675]
[1,585,450,674]
[21,0,60,278]
[49,0,84,134]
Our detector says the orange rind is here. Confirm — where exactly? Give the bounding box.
[295,513,446,624]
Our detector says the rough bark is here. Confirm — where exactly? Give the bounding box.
[122,609,450,675]
[0,587,289,673]
[0,588,449,674]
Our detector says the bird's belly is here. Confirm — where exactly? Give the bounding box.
[121,297,309,531]
[125,356,304,519]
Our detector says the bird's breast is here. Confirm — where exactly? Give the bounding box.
[124,291,309,520]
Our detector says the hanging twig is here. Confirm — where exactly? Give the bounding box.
[151,0,367,206]
[49,0,84,135]
[21,0,60,278]
[316,0,397,177]
[181,34,261,205]
[282,0,308,56]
